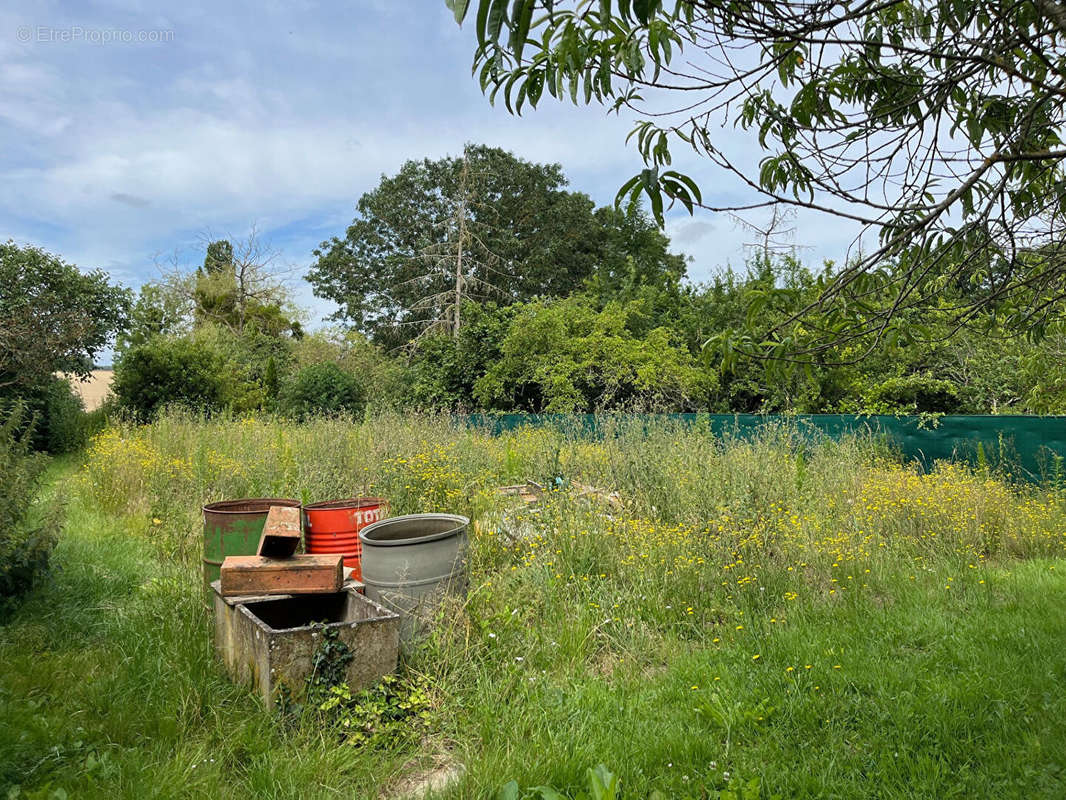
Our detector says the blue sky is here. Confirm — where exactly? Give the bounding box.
[2,0,863,329]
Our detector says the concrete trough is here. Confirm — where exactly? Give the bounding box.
[211,579,400,705]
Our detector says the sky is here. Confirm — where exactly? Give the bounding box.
[2,1,864,339]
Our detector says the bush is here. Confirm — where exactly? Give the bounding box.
[279,362,366,420]
[859,374,962,414]
[0,403,58,618]
[474,297,716,412]
[113,336,229,420]
[39,377,89,453]
[0,376,90,454]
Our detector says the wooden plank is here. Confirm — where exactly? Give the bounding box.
[220,554,343,597]
[256,505,302,558]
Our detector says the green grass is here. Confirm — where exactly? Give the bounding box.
[3,416,1066,798]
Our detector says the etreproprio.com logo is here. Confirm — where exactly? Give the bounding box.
[17,25,175,44]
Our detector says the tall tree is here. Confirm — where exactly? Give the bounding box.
[308,144,605,348]
[0,241,129,390]
[404,149,511,339]
[584,204,688,305]
[447,0,1066,362]
[158,229,302,338]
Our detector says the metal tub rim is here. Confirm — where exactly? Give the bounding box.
[359,513,469,548]
[304,496,388,512]
[203,497,301,515]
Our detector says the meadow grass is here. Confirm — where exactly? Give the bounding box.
[2,413,1066,798]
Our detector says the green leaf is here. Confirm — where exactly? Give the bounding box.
[446,0,471,24]
[476,0,492,42]
[614,174,642,209]
[587,764,619,800]
[527,70,544,105]
[639,166,658,193]
[497,781,520,800]
[485,0,510,45]
[633,0,657,24]
[511,0,535,63]
[531,788,569,800]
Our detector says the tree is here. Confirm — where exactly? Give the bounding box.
[408,302,515,409]
[0,241,129,390]
[474,296,715,412]
[158,229,303,338]
[308,143,606,349]
[582,204,688,323]
[116,281,193,354]
[446,1,1066,361]
[279,362,367,420]
[399,148,510,340]
[112,335,230,420]
[202,240,234,275]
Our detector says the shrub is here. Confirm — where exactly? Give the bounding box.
[0,403,58,618]
[859,374,962,414]
[291,329,411,411]
[113,336,228,420]
[474,297,716,412]
[0,376,90,454]
[38,377,88,453]
[279,362,366,420]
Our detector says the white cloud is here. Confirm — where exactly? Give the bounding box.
[0,1,862,323]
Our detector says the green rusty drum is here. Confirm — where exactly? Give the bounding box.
[202,498,301,593]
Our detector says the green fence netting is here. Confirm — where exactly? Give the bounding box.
[462,414,1066,483]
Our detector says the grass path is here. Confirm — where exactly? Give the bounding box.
[2,462,1066,798]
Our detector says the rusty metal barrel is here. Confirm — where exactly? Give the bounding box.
[202,498,301,592]
[303,498,388,581]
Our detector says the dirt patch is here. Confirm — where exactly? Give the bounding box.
[385,754,465,799]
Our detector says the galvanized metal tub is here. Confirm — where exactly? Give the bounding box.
[358,513,469,645]
[202,498,301,593]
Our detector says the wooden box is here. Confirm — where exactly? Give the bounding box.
[256,505,302,558]
[220,554,343,597]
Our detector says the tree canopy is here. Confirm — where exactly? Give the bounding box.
[190,236,302,338]
[0,241,129,390]
[309,144,688,349]
[308,144,609,348]
[474,296,714,412]
[446,0,1066,362]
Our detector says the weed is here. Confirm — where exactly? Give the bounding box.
[5,414,1066,797]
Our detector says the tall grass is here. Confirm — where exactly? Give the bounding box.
[75,411,1066,571]
[3,412,1066,797]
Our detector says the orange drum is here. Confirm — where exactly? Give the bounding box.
[303,498,388,581]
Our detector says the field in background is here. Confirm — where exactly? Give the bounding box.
[2,414,1066,798]
[59,369,114,411]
